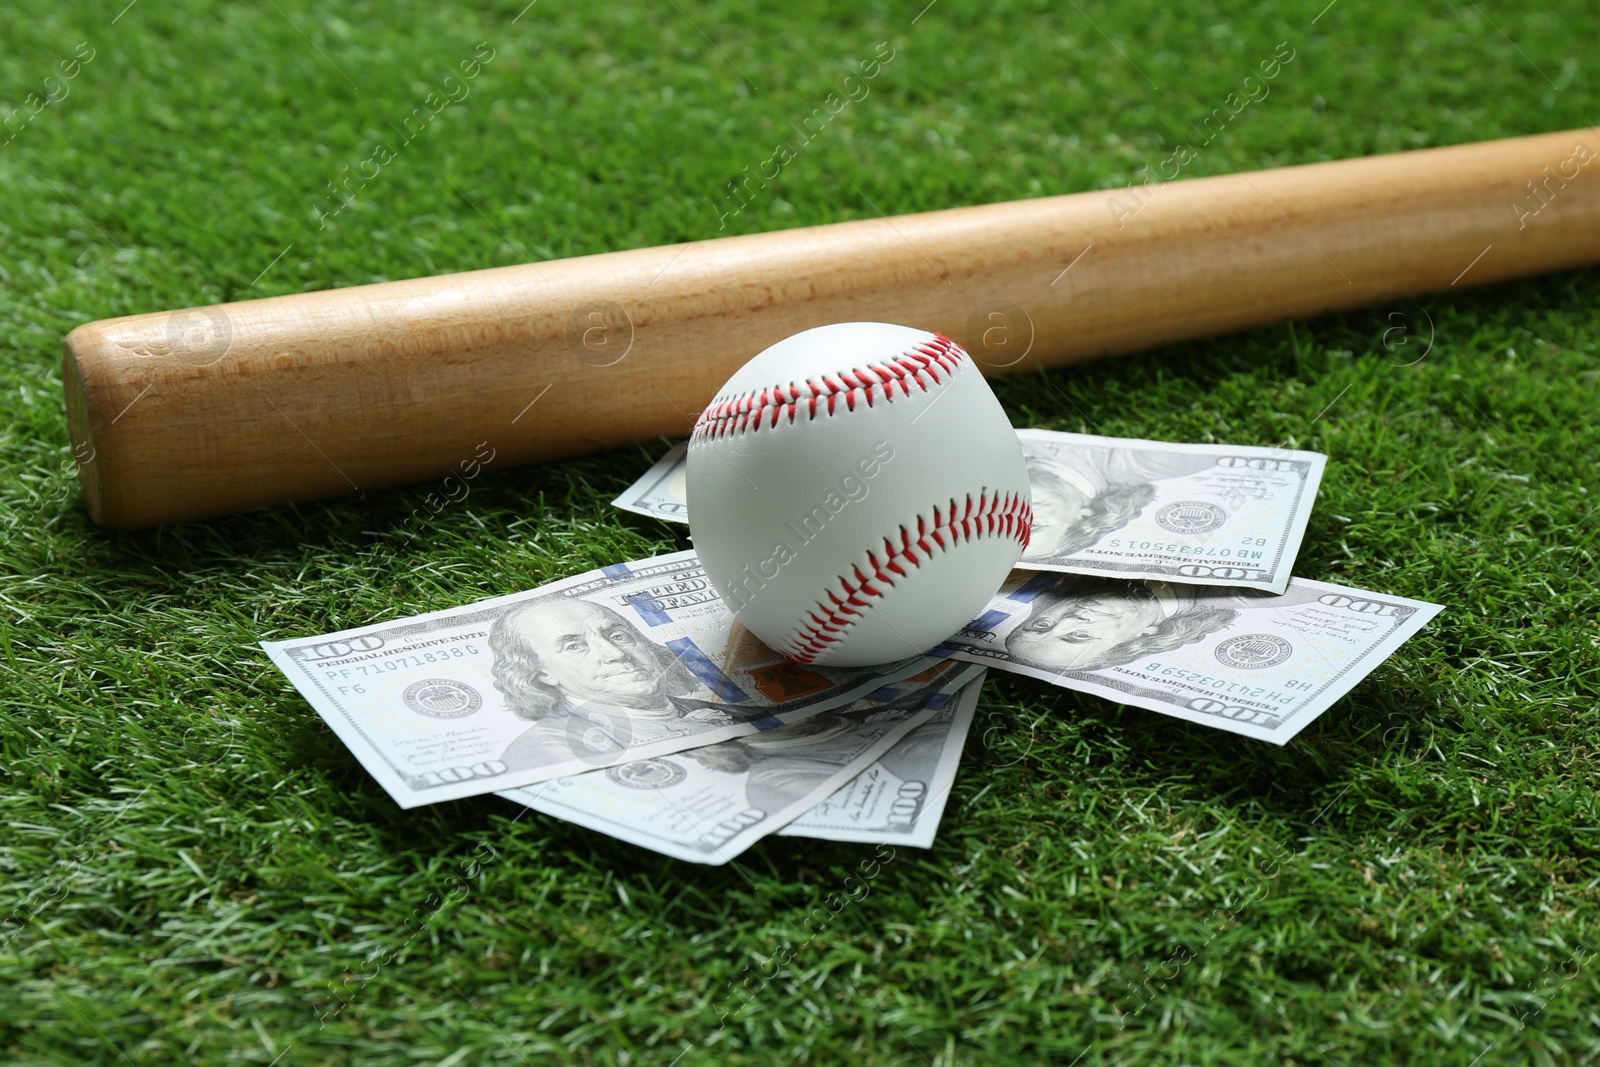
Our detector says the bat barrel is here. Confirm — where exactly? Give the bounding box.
[65,127,1600,528]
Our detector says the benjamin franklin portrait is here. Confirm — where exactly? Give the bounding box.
[681,709,894,814]
[1004,575,1238,673]
[490,597,730,770]
[1025,445,1216,560]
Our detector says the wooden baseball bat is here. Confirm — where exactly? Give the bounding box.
[65,127,1600,528]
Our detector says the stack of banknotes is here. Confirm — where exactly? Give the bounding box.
[262,430,1441,864]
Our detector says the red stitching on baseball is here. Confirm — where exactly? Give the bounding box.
[690,335,966,442]
[775,489,1034,664]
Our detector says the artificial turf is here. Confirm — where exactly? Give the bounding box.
[2,0,1598,1063]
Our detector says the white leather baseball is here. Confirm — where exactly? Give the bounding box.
[687,322,1032,667]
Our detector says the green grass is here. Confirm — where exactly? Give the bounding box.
[3,0,1599,1063]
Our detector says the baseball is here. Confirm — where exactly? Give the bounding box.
[687,322,1032,667]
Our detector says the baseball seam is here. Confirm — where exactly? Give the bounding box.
[777,489,1033,664]
[690,334,965,442]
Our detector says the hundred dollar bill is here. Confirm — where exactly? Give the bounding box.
[777,669,982,848]
[612,431,1326,593]
[260,550,950,809]
[612,442,689,522]
[499,663,985,864]
[1015,429,1325,594]
[936,572,1441,745]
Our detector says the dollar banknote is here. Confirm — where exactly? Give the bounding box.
[1015,429,1325,594]
[611,431,1325,592]
[612,442,689,522]
[935,571,1441,745]
[777,669,982,848]
[260,550,951,808]
[499,663,985,864]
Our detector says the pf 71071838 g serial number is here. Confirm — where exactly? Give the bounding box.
[322,645,481,681]
[1105,537,1271,556]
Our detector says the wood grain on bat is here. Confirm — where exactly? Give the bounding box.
[64,128,1600,528]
